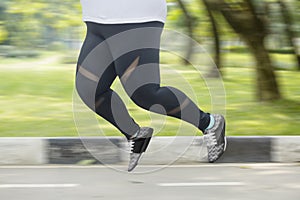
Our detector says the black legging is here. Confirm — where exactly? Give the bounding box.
[76,21,210,140]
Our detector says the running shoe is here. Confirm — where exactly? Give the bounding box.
[204,114,227,163]
[128,127,153,172]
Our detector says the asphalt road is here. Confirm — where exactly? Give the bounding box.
[0,163,299,200]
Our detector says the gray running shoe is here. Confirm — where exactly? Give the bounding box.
[204,114,227,163]
[128,127,153,172]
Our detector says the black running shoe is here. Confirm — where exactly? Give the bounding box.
[128,127,153,172]
[204,114,227,163]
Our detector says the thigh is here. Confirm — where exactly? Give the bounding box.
[77,23,117,95]
[106,22,164,96]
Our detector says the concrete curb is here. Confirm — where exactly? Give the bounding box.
[0,138,47,165]
[0,136,299,165]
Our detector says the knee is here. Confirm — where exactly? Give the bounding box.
[130,84,159,110]
[75,77,96,111]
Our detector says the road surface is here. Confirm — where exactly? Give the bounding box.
[0,163,299,200]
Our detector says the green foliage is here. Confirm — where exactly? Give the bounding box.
[268,48,294,54]
[0,0,82,47]
[4,50,39,58]
[166,0,236,42]
[0,45,40,58]
[224,0,248,11]
[223,45,250,53]
[0,0,298,52]
[0,25,8,43]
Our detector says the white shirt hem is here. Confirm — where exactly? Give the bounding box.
[82,16,166,24]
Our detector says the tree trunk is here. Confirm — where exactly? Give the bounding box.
[277,0,300,70]
[208,0,281,101]
[176,0,195,65]
[202,0,222,77]
[247,37,281,101]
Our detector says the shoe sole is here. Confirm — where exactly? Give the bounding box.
[208,121,226,163]
[223,122,227,152]
[217,121,227,160]
[128,153,142,172]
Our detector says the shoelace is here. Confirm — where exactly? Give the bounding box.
[129,140,135,153]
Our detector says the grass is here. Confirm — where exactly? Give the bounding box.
[0,52,299,137]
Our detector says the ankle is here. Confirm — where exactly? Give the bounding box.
[205,115,215,130]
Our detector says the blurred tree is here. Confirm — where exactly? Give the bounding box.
[277,0,300,70]
[0,2,8,44]
[1,0,82,48]
[5,0,45,47]
[168,0,228,76]
[202,0,222,77]
[205,0,281,101]
[176,0,196,65]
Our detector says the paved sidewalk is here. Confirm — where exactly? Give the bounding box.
[0,164,299,200]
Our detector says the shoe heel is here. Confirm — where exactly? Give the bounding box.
[131,128,153,153]
[140,129,153,153]
[141,137,151,153]
[222,123,227,151]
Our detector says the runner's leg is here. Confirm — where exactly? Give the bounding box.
[76,23,140,139]
[104,22,211,132]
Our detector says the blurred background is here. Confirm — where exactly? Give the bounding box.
[0,0,299,137]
